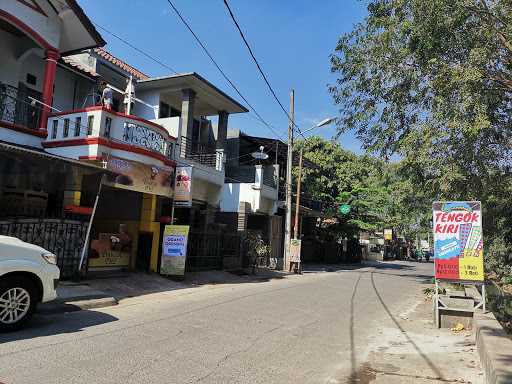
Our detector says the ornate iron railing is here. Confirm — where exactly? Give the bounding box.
[0,219,88,279]
[122,122,168,155]
[0,83,41,130]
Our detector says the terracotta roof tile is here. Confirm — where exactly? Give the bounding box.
[61,56,99,77]
[93,47,149,80]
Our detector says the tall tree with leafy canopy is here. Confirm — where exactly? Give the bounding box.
[330,0,512,277]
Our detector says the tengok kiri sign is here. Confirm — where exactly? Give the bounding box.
[432,201,484,281]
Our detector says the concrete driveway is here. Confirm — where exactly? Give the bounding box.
[0,261,482,383]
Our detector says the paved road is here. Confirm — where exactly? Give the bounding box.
[0,261,481,383]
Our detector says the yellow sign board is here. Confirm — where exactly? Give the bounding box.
[161,225,190,276]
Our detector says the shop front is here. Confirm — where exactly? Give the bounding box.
[81,157,175,276]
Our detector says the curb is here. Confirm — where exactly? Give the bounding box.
[38,296,118,315]
[474,311,512,384]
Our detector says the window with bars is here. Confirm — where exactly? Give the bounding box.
[74,116,81,137]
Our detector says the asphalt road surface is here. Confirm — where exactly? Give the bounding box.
[0,261,481,383]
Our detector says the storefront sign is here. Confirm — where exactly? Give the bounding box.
[384,229,393,241]
[289,239,301,263]
[89,226,132,268]
[174,166,192,207]
[161,225,190,276]
[105,157,174,197]
[433,201,484,281]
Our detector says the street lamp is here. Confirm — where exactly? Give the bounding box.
[283,91,335,272]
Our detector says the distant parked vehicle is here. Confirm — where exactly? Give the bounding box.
[0,236,60,331]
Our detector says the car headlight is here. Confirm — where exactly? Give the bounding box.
[42,252,57,265]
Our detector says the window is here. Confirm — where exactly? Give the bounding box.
[159,102,170,118]
[26,73,36,86]
[87,115,94,135]
[170,107,180,117]
[51,120,58,139]
[75,117,81,137]
[104,117,112,138]
[63,119,69,138]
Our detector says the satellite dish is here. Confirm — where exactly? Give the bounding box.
[251,152,269,160]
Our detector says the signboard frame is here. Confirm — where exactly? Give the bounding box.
[432,201,486,327]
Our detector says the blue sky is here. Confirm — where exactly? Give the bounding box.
[80,0,369,153]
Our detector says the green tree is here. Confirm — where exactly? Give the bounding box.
[330,0,512,278]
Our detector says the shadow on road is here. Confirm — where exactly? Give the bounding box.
[369,271,445,380]
[348,273,362,384]
[0,310,118,343]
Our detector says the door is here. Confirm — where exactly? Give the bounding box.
[136,232,153,272]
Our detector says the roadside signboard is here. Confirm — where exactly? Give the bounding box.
[105,157,174,197]
[339,204,351,215]
[432,201,484,281]
[384,229,392,241]
[289,239,301,263]
[174,166,192,207]
[161,225,190,276]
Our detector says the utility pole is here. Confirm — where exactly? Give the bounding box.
[293,147,303,239]
[284,90,294,271]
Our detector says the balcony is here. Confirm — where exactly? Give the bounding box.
[43,106,176,167]
[179,136,224,171]
[0,83,42,134]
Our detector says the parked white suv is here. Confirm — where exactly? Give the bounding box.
[0,236,60,331]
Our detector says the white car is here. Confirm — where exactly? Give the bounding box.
[0,236,60,331]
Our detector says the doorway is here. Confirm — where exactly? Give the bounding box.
[136,232,153,272]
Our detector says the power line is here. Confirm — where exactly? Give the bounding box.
[163,0,287,141]
[222,0,304,137]
[92,22,179,75]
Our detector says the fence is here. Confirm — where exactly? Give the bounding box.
[0,83,41,130]
[186,231,243,272]
[0,219,88,279]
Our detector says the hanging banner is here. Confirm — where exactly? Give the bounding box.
[161,225,190,276]
[289,239,301,263]
[433,201,484,281]
[384,229,393,241]
[174,166,192,207]
[104,157,174,197]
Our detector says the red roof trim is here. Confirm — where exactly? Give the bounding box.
[0,121,47,138]
[42,137,177,166]
[49,106,177,141]
[0,9,56,51]
[64,205,93,215]
[93,47,148,80]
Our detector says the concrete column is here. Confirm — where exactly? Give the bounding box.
[39,49,60,131]
[216,110,229,150]
[180,89,196,155]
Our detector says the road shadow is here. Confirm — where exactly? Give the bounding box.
[348,273,362,384]
[0,309,118,343]
[369,271,445,380]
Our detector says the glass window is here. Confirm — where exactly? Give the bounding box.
[51,120,58,139]
[104,117,112,138]
[63,119,69,138]
[75,117,81,137]
[87,115,94,135]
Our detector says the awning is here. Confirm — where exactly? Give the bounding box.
[0,141,110,172]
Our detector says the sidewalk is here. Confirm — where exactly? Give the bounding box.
[39,268,291,314]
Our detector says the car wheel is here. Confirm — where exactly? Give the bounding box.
[0,276,38,332]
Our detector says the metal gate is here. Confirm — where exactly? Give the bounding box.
[186,231,242,272]
[0,219,88,279]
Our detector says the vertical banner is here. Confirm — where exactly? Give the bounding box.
[174,166,192,207]
[289,239,302,263]
[384,229,392,241]
[433,201,484,281]
[161,225,190,276]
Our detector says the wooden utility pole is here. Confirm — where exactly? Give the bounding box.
[283,90,294,271]
[293,148,303,239]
